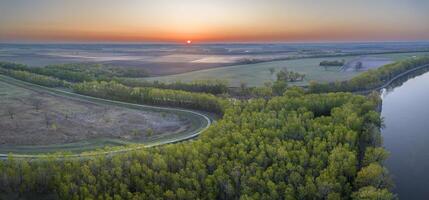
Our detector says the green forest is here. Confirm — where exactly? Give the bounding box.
[2,56,428,199]
[0,89,393,199]
[115,79,228,95]
[73,81,225,114]
[1,0,429,198]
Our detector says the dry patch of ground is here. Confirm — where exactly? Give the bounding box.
[0,81,190,145]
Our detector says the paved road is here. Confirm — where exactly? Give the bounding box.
[0,75,212,160]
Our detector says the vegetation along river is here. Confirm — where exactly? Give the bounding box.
[381,67,429,199]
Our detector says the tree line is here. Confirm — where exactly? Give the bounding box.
[73,80,225,114]
[0,62,98,82]
[309,56,429,93]
[116,79,228,95]
[0,62,229,95]
[320,60,345,67]
[0,68,68,88]
[0,62,149,82]
[0,66,225,114]
[0,89,394,199]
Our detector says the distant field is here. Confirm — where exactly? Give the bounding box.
[0,77,209,154]
[2,43,429,77]
[140,52,429,87]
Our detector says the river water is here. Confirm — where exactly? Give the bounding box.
[381,69,429,199]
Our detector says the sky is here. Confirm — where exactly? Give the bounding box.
[0,0,428,43]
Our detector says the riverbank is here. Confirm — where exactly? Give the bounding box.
[381,71,429,199]
[356,63,429,95]
[309,56,429,93]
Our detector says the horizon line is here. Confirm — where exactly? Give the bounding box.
[1,40,429,45]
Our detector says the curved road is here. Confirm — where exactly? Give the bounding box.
[4,63,426,160]
[0,75,212,160]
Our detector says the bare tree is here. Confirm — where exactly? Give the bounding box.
[264,81,273,88]
[355,61,363,71]
[30,98,43,111]
[146,128,154,137]
[100,107,110,122]
[6,107,15,120]
[65,111,70,120]
[240,82,247,92]
[63,109,75,120]
[44,113,51,128]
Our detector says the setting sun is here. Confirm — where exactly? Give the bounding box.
[187,40,192,44]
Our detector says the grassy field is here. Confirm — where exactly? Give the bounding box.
[0,75,210,155]
[140,52,429,87]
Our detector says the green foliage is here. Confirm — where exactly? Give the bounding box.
[309,56,429,93]
[0,61,225,114]
[116,79,228,95]
[0,91,393,199]
[320,60,345,67]
[272,80,288,96]
[0,62,231,96]
[237,58,262,64]
[0,62,28,71]
[248,86,273,99]
[1,69,67,87]
[276,68,305,82]
[33,63,149,81]
[0,62,149,83]
[362,147,389,167]
[355,163,392,189]
[73,80,225,114]
[226,84,274,99]
[352,186,395,200]
[0,59,395,199]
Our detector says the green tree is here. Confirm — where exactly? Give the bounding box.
[355,163,391,189]
[352,186,395,200]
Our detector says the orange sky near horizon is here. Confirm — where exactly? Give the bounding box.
[1,0,428,43]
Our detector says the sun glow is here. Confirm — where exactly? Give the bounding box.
[187,40,192,44]
[0,0,428,42]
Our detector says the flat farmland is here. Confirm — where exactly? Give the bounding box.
[140,52,429,87]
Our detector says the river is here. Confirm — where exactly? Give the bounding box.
[381,68,429,199]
